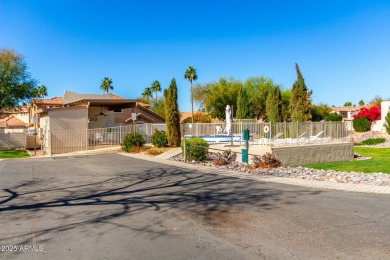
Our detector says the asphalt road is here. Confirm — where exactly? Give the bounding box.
[0,154,389,259]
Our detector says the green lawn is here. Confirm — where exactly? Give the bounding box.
[304,147,390,174]
[0,150,30,159]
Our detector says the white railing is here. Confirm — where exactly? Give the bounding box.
[48,121,353,155]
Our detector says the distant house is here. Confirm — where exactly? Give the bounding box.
[0,106,30,131]
[32,91,165,131]
[330,106,361,121]
[0,115,28,129]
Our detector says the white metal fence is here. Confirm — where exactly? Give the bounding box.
[48,121,353,155]
[182,121,353,145]
[49,124,167,155]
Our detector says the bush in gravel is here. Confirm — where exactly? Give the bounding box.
[181,138,209,161]
[252,153,282,168]
[145,147,165,155]
[361,138,386,145]
[121,133,146,152]
[212,149,237,166]
[151,129,168,148]
[353,117,371,132]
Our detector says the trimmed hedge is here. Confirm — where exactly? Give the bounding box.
[181,137,209,161]
[353,117,371,132]
[121,133,146,152]
[151,129,168,148]
[361,138,386,146]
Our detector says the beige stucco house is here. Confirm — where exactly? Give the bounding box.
[330,106,361,121]
[30,91,165,153]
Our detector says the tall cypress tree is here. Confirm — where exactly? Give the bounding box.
[289,63,312,121]
[266,86,282,122]
[236,86,251,119]
[163,88,171,145]
[164,78,181,147]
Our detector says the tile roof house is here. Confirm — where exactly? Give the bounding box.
[32,91,165,132]
[0,115,28,128]
[330,106,361,121]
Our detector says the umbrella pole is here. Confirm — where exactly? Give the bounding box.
[231,105,234,146]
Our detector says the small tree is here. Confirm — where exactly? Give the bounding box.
[384,111,390,134]
[236,86,251,119]
[164,78,181,147]
[266,86,282,122]
[289,63,312,122]
[311,103,331,121]
[358,100,365,106]
[344,101,352,107]
[0,49,38,111]
[326,113,343,121]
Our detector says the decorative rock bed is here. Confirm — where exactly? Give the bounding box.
[169,152,390,187]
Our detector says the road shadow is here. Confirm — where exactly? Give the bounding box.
[0,155,322,248]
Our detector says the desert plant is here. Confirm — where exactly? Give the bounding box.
[353,117,371,132]
[151,129,168,147]
[252,152,282,168]
[385,111,390,135]
[121,133,146,152]
[212,149,237,166]
[145,147,165,155]
[181,138,209,161]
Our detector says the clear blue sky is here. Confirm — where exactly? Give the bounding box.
[1,0,389,111]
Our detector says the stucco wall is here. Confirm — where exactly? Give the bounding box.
[271,143,354,166]
[49,107,88,131]
[371,101,390,132]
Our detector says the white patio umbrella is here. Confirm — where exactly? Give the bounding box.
[225,105,232,135]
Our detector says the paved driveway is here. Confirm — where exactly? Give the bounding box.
[0,154,389,259]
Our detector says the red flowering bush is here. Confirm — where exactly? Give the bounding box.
[353,106,381,124]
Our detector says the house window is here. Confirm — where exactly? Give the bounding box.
[113,109,123,113]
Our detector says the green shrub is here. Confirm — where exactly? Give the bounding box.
[121,133,146,152]
[384,111,390,135]
[361,138,386,145]
[326,113,343,121]
[181,137,209,161]
[353,117,371,132]
[151,129,168,148]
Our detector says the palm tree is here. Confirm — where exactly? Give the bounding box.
[36,85,48,99]
[151,80,161,103]
[142,87,153,101]
[100,77,113,93]
[184,66,198,123]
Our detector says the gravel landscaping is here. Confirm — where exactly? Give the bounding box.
[169,131,390,187]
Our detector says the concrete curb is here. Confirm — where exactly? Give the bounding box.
[119,152,390,195]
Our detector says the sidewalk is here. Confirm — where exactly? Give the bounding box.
[121,149,390,195]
